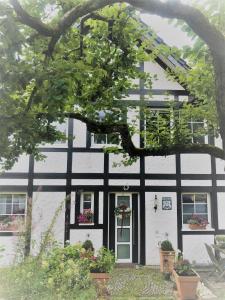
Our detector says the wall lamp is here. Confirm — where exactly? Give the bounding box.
[154,195,158,212]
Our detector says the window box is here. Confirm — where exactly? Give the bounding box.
[188,223,207,230]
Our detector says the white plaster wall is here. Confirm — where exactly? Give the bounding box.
[99,192,103,224]
[144,61,184,90]
[216,158,225,174]
[70,192,76,224]
[71,179,104,185]
[0,179,28,185]
[72,153,104,173]
[127,107,140,147]
[217,180,225,186]
[217,193,225,229]
[34,153,67,173]
[145,156,176,174]
[145,192,177,265]
[31,192,65,255]
[145,180,176,186]
[70,229,103,253]
[33,179,66,186]
[144,94,175,101]
[122,94,140,100]
[109,154,140,173]
[0,236,18,266]
[41,121,68,148]
[179,96,189,102]
[3,155,29,173]
[182,235,214,265]
[109,179,140,186]
[181,154,211,174]
[73,120,87,148]
[215,137,223,149]
[181,180,212,186]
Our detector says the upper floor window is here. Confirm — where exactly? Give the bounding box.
[187,118,206,144]
[0,194,26,232]
[182,193,210,227]
[145,110,171,145]
[92,133,120,146]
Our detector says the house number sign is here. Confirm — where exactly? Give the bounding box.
[162,197,172,210]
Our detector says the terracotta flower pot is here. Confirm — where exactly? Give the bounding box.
[159,250,175,273]
[173,269,200,300]
[91,273,110,297]
[188,223,206,230]
[91,272,110,283]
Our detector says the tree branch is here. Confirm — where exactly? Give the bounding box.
[10,0,55,36]
[65,112,225,159]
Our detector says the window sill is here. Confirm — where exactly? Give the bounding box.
[78,223,94,226]
[182,227,215,232]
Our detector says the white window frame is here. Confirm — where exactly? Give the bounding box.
[188,118,208,144]
[181,193,212,230]
[80,192,94,213]
[0,193,27,232]
[91,133,120,148]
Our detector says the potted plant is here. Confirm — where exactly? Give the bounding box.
[77,209,94,224]
[187,214,209,230]
[90,247,115,283]
[159,240,175,273]
[173,259,200,300]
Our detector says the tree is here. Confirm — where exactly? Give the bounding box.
[0,0,225,170]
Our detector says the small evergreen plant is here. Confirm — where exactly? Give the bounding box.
[160,240,174,251]
[82,240,94,252]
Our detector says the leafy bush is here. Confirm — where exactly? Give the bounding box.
[174,259,196,276]
[0,242,115,299]
[90,247,115,273]
[160,240,174,251]
[0,244,97,300]
[42,244,91,294]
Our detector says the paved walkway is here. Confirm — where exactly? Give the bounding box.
[107,267,174,299]
[105,267,225,300]
[197,270,225,300]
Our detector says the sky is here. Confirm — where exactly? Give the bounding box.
[141,14,193,48]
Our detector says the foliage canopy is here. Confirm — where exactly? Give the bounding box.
[0,0,224,169]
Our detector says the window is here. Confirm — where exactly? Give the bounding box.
[145,110,171,145]
[182,193,210,225]
[92,133,120,145]
[78,192,94,224]
[0,194,26,232]
[187,118,206,144]
[81,192,94,212]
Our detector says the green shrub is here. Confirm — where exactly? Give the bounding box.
[0,244,97,300]
[160,240,174,251]
[90,247,115,273]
